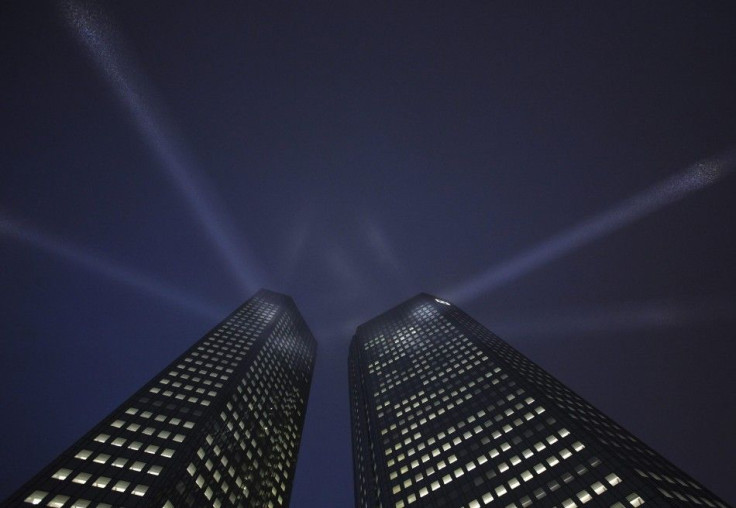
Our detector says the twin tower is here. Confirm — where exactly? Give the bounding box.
[3,290,729,507]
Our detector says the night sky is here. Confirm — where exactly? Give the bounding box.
[2,1,735,506]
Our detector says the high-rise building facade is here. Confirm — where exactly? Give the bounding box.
[349,293,729,508]
[3,289,316,508]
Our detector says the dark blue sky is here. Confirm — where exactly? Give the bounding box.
[1,1,735,505]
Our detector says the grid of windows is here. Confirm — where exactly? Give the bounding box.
[3,290,316,508]
[349,293,730,508]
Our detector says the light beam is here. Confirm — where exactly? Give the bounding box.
[490,298,736,339]
[1,213,226,320]
[61,0,263,294]
[363,216,413,292]
[281,207,315,286]
[446,149,736,303]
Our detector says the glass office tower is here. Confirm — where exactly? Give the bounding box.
[3,289,316,508]
[349,293,729,508]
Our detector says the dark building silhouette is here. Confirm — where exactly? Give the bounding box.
[3,289,316,508]
[349,293,729,508]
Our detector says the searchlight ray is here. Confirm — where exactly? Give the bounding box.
[446,149,736,304]
[62,0,263,294]
[490,298,736,339]
[1,213,226,320]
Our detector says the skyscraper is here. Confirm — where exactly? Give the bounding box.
[3,289,316,508]
[349,293,729,508]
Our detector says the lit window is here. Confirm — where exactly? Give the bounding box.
[52,468,72,481]
[606,473,622,486]
[130,461,146,472]
[591,482,607,495]
[627,493,645,506]
[73,472,92,484]
[47,495,70,507]
[93,454,110,464]
[92,476,111,488]
[132,484,149,497]
[24,491,47,505]
[111,480,129,493]
[74,450,92,460]
[577,491,592,503]
[112,458,127,468]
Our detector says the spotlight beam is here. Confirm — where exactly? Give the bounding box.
[363,217,413,292]
[281,210,314,286]
[446,149,736,303]
[62,1,263,294]
[490,298,736,339]
[1,213,226,320]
